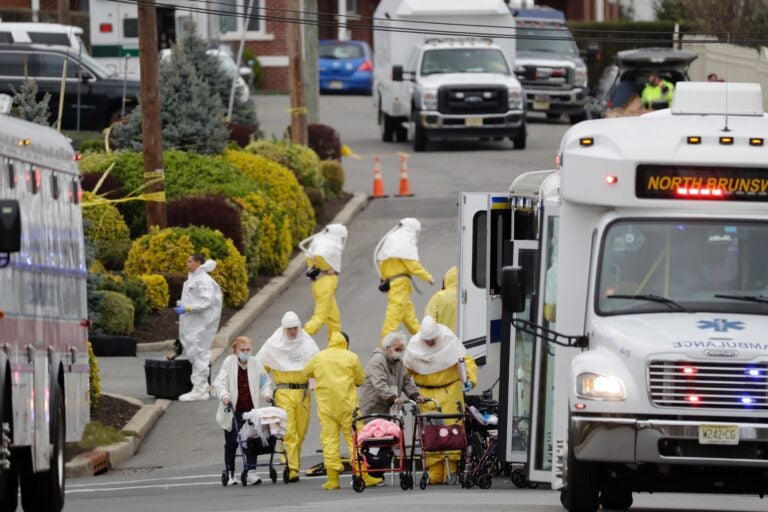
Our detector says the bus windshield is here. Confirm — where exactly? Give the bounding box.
[597,220,768,315]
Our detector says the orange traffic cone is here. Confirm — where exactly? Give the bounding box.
[370,157,388,199]
[395,153,414,197]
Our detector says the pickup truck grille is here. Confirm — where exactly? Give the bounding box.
[516,65,572,90]
[437,85,508,115]
[649,360,768,410]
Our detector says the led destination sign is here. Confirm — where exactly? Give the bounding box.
[636,165,768,201]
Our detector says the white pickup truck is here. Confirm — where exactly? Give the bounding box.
[373,0,526,151]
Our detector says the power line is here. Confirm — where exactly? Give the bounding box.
[105,0,768,45]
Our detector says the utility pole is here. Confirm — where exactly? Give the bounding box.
[287,0,307,145]
[57,0,70,25]
[137,0,167,229]
[303,0,320,124]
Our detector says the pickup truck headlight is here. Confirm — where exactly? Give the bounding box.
[421,91,438,111]
[508,89,523,110]
[574,66,588,88]
[576,373,626,400]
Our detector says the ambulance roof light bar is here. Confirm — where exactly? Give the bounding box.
[671,82,763,117]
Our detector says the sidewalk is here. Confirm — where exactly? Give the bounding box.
[67,192,368,477]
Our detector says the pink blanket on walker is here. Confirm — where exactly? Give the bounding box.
[357,418,401,441]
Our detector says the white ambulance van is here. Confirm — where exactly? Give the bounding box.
[459,82,768,511]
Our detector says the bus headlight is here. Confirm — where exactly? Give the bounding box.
[508,89,523,110]
[421,90,438,111]
[576,373,626,400]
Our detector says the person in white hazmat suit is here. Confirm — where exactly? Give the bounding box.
[255,312,320,481]
[299,224,348,339]
[375,218,434,340]
[175,254,223,401]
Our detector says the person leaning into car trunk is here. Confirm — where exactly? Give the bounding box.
[641,70,675,109]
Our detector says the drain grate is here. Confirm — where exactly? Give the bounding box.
[107,466,161,476]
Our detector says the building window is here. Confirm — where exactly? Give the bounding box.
[219,0,262,35]
[347,0,357,14]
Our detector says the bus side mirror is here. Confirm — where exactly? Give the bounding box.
[501,266,526,313]
[0,200,21,267]
[392,65,404,82]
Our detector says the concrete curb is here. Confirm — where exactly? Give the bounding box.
[67,192,368,478]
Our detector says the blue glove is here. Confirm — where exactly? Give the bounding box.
[174,305,187,315]
[463,381,474,393]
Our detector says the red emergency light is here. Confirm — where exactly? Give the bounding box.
[605,175,618,184]
[676,187,724,198]
[99,23,113,33]
[682,366,697,375]
[687,395,700,403]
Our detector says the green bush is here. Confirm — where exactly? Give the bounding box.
[94,291,135,336]
[320,160,344,197]
[96,274,150,326]
[236,194,293,276]
[124,226,249,307]
[304,186,325,223]
[79,139,106,153]
[246,139,326,190]
[243,48,263,90]
[138,274,170,311]
[81,191,131,270]
[88,342,101,408]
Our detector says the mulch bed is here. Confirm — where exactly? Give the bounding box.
[132,193,353,344]
[65,394,142,462]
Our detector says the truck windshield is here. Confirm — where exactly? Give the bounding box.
[516,28,578,56]
[597,220,768,315]
[420,48,510,76]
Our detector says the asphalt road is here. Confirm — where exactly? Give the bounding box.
[63,96,766,511]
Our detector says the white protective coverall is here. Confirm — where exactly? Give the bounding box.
[179,259,223,399]
[255,312,320,478]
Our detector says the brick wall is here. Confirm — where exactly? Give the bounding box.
[2,0,32,8]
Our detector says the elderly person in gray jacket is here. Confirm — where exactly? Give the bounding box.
[359,331,422,417]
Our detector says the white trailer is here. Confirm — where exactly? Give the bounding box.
[460,82,768,509]
[0,115,91,511]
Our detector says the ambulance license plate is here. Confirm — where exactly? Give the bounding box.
[533,95,550,111]
[465,117,483,127]
[328,81,344,90]
[699,424,739,445]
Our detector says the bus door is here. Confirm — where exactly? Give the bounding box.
[457,193,491,364]
[528,205,561,484]
[498,197,538,463]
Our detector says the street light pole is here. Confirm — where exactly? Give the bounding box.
[137,0,167,229]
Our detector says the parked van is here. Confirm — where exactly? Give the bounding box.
[0,22,85,52]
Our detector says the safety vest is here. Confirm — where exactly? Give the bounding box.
[641,80,675,109]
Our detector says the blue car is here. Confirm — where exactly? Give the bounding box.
[319,40,373,95]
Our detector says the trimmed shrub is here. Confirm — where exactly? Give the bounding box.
[168,195,244,252]
[304,186,325,223]
[237,194,293,276]
[308,124,342,161]
[88,342,101,408]
[96,275,150,326]
[124,226,248,308]
[80,139,106,153]
[94,291,135,336]
[320,160,344,197]
[82,191,132,271]
[89,259,107,274]
[162,271,187,307]
[246,139,326,190]
[224,150,314,245]
[138,274,170,311]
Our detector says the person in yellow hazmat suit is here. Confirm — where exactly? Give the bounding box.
[375,218,434,339]
[302,331,366,490]
[403,316,477,485]
[424,266,458,333]
[255,311,319,482]
[300,224,348,339]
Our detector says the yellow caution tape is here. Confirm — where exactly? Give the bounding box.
[82,190,166,207]
[285,106,309,115]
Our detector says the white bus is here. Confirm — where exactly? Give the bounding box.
[0,115,90,511]
[459,82,768,510]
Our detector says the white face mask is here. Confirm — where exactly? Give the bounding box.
[238,352,250,363]
[388,348,404,361]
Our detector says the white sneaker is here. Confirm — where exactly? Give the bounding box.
[227,475,238,486]
[178,388,210,401]
[246,471,263,485]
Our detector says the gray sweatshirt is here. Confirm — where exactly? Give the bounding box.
[358,348,420,417]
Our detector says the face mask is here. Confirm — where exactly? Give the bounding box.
[388,349,403,361]
[238,352,250,362]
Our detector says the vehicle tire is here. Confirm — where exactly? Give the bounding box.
[565,441,601,512]
[600,483,633,511]
[512,124,527,150]
[560,488,569,509]
[569,111,587,125]
[221,470,229,487]
[394,122,408,142]
[20,382,64,512]
[269,468,277,484]
[478,474,492,489]
[546,113,561,120]
[352,476,365,493]
[380,109,395,142]
[413,119,428,152]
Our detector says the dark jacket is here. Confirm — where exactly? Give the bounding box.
[358,348,419,416]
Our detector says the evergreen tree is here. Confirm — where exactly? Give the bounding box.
[112,47,229,154]
[10,78,51,126]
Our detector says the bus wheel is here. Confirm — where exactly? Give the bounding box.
[565,441,601,512]
[20,383,64,512]
[600,483,633,511]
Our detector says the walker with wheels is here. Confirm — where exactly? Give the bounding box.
[351,406,411,492]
